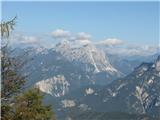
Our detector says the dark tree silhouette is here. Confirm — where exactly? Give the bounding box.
[1,17,56,120]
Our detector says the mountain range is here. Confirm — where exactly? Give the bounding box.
[13,40,160,120]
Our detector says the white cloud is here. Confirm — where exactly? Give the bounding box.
[103,44,159,56]
[9,33,39,44]
[7,32,55,48]
[96,38,159,56]
[50,29,92,46]
[97,38,124,46]
[51,29,92,42]
[20,36,39,44]
[69,32,92,45]
[51,29,71,39]
[75,32,91,41]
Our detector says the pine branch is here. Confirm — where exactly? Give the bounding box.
[0,16,17,38]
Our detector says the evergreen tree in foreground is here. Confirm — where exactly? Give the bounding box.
[13,88,55,120]
[1,17,56,120]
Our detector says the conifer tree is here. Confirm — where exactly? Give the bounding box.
[1,17,56,120]
[13,88,56,120]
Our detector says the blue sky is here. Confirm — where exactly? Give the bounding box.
[2,1,159,45]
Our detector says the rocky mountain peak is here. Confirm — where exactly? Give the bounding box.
[54,40,120,74]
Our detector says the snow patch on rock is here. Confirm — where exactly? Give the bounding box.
[61,99,76,108]
[85,88,94,95]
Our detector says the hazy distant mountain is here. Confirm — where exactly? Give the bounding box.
[106,53,160,75]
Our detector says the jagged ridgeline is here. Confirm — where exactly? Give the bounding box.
[65,55,160,120]
[17,38,159,120]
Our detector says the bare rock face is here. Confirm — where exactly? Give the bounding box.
[35,75,70,97]
[54,40,121,75]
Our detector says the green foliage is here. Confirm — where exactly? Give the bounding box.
[1,16,24,101]
[1,44,26,120]
[0,16,17,39]
[1,104,14,120]
[13,88,56,120]
[1,17,56,120]
[1,89,56,120]
[1,45,25,100]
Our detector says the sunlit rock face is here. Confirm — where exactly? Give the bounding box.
[35,75,70,97]
[54,40,121,75]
